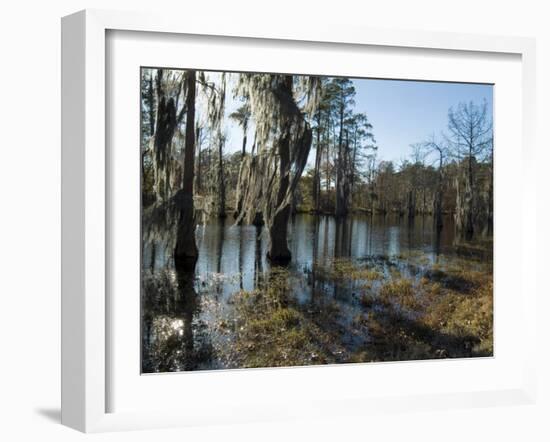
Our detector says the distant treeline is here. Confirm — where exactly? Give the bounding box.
[296,155,492,233]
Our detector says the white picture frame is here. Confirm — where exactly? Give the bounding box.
[61,9,537,433]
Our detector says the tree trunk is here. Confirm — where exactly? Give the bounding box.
[312,109,322,213]
[422,185,428,216]
[434,151,444,230]
[174,70,198,270]
[195,125,202,194]
[324,112,332,211]
[466,148,475,239]
[407,189,416,220]
[343,130,351,214]
[455,166,474,242]
[233,164,243,221]
[267,125,292,264]
[350,131,358,210]
[233,127,249,221]
[487,147,493,235]
[217,136,226,218]
[266,76,297,264]
[335,98,346,217]
[241,127,247,158]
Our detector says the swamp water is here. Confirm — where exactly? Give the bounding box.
[141,214,492,373]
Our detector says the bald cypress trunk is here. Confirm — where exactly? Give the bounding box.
[217,137,226,218]
[195,125,202,194]
[312,109,322,213]
[174,71,198,270]
[454,159,475,242]
[267,72,293,264]
[350,131,358,210]
[335,97,346,218]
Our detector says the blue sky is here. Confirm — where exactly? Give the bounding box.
[198,73,493,167]
[352,79,493,163]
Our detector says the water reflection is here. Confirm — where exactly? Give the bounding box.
[141,266,214,372]
[142,213,463,372]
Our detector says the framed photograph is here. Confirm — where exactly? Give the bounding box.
[61,9,537,432]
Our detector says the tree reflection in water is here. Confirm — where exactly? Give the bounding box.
[142,264,213,373]
[142,213,492,372]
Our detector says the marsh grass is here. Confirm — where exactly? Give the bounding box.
[231,253,492,367]
[232,268,346,368]
[379,278,421,310]
[453,239,493,260]
[354,261,493,362]
[315,258,384,282]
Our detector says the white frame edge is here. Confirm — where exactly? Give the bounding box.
[61,9,537,433]
[62,9,107,432]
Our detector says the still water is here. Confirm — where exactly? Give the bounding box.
[141,214,461,372]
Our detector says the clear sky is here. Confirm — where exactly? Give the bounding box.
[198,73,493,168]
[352,78,493,163]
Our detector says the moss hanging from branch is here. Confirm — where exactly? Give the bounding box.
[196,72,228,219]
[233,74,319,262]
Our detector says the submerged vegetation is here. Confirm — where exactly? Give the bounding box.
[142,245,492,370]
[232,269,341,367]
[240,253,492,366]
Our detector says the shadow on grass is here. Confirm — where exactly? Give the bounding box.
[365,304,490,361]
[423,268,477,294]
